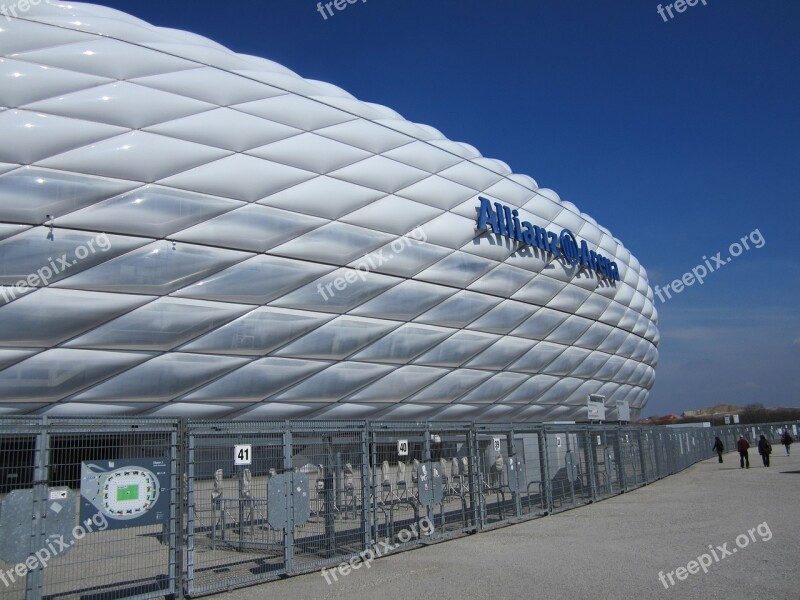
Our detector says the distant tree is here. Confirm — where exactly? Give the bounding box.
[741,404,769,424]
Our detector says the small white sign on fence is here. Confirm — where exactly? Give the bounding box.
[397,439,409,456]
[234,444,252,466]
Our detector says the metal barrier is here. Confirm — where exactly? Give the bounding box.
[0,417,796,599]
[0,417,178,600]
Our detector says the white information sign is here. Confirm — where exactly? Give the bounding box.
[49,489,68,501]
[234,444,252,466]
[397,439,409,456]
[587,401,606,421]
[492,437,501,452]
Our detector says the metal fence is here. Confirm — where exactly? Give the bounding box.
[0,417,795,599]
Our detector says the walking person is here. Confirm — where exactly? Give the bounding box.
[758,434,772,467]
[781,430,793,456]
[737,435,750,469]
[713,436,724,463]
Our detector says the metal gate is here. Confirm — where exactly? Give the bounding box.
[0,418,178,600]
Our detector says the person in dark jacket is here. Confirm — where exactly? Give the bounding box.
[713,437,724,463]
[737,435,750,469]
[758,434,772,467]
[781,430,793,456]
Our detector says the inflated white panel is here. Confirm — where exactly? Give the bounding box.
[258,176,383,219]
[13,38,199,79]
[0,109,126,164]
[329,155,430,194]
[0,58,112,107]
[247,132,371,174]
[233,94,355,131]
[339,195,442,235]
[38,130,230,182]
[315,119,413,154]
[144,107,300,152]
[24,81,215,129]
[158,153,315,202]
[133,67,286,106]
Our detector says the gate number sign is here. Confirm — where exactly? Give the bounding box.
[492,437,501,452]
[234,444,252,466]
[397,440,409,456]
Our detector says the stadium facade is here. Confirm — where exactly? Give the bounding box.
[0,1,659,421]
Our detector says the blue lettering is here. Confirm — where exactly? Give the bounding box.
[494,202,508,236]
[533,225,548,250]
[477,197,499,233]
[589,250,599,271]
[546,231,559,255]
[474,199,619,281]
[511,209,523,241]
[522,221,536,245]
[598,256,609,277]
[503,206,515,240]
[579,240,592,268]
[609,262,620,281]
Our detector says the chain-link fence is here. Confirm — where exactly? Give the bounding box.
[0,417,795,599]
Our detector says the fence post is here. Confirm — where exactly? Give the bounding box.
[506,429,522,518]
[652,429,662,479]
[369,428,378,545]
[24,417,48,600]
[538,427,552,513]
[360,424,371,552]
[613,427,627,492]
[186,426,196,594]
[283,422,295,573]
[637,428,648,483]
[172,418,185,599]
[584,427,598,501]
[466,426,480,530]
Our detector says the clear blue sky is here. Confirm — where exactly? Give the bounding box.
[92,0,799,416]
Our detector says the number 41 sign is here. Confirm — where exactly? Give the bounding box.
[234,444,252,466]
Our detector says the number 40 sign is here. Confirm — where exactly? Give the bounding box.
[234,444,252,466]
[397,439,409,456]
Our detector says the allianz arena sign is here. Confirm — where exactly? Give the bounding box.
[475,197,622,282]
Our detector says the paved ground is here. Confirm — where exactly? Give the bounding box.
[212,449,800,600]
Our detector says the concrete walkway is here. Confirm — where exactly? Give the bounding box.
[212,450,800,600]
